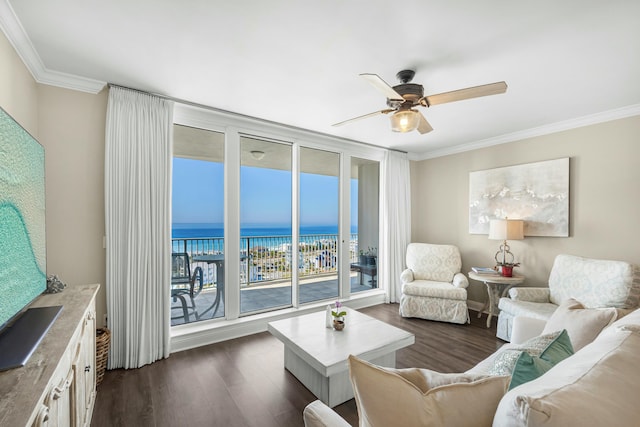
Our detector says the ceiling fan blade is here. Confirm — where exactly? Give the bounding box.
[424,81,507,106]
[360,73,404,101]
[416,112,433,134]
[332,109,394,127]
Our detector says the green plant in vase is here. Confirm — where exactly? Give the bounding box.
[331,301,347,331]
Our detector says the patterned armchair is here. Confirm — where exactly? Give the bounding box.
[399,243,470,324]
[497,254,640,341]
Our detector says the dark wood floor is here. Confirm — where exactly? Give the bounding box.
[92,304,503,427]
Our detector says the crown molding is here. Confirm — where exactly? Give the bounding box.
[0,0,105,94]
[409,103,640,161]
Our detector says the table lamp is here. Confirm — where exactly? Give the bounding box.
[489,218,524,275]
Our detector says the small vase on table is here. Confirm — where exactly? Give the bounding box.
[331,301,347,331]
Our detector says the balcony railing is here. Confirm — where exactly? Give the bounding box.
[172,233,359,288]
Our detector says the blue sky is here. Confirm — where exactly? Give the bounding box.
[172,158,223,223]
[172,158,358,226]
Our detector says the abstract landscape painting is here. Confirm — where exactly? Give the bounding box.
[469,158,569,236]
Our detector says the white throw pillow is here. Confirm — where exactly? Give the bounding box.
[542,298,617,351]
[348,355,509,427]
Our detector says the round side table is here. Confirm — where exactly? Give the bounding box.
[468,271,525,328]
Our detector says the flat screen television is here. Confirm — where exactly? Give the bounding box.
[0,106,61,371]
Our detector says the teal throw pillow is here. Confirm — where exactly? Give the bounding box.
[490,329,566,377]
[509,329,574,390]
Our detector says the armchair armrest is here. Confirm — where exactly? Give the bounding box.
[508,287,550,303]
[400,268,414,284]
[452,272,469,288]
[303,400,351,427]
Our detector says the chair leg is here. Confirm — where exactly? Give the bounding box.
[189,295,200,321]
[198,287,221,320]
[171,294,190,323]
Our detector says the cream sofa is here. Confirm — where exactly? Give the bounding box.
[303,306,640,427]
[497,254,640,341]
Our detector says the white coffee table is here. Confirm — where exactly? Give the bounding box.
[267,308,415,407]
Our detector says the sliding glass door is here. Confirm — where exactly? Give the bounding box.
[171,124,225,326]
[299,147,340,303]
[350,157,379,293]
[240,137,292,314]
[172,105,383,325]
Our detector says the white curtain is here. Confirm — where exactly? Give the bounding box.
[380,151,411,303]
[105,87,173,369]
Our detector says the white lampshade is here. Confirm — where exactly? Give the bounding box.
[390,110,419,133]
[488,219,524,240]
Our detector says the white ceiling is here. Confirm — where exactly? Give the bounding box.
[3,0,640,158]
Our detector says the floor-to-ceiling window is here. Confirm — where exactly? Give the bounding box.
[171,105,384,334]
[240,136,293,314]
[171,125,225,326]
[350,157,380,293]
[299,147,340,303]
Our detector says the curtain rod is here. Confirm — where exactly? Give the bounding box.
[107,83,407,154]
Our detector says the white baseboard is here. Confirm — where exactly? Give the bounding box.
[171,295,488,353]
[170,291,386,353]
[467,300,485,314]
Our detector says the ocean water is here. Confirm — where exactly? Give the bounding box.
[172,223,357,239]
[172,223,358,253]
[172,223,358,284]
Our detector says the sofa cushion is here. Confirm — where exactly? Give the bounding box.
[493,311,640,427]
[548,254,640,308]
[541,298,617,351]
[348,355,509,427]
[402,280,467,300]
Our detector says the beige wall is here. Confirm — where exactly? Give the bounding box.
[0,30,38,135]
[1,31,108,325]
[411,116,640,303]
[37,85,108,325]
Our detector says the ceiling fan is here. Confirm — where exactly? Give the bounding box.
[333,70,507,134]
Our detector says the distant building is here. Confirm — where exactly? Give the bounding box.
[284,243,305,269]
[315,250,337,269]
[249,264,262,282]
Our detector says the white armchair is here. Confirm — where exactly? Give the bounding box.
[497,254,640,341]
[399,243,470,324]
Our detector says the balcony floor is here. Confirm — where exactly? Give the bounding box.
[171,273,376,326]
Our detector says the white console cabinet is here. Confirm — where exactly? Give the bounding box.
[0,284,100,427]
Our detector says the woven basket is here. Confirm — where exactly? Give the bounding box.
[96,327,111,386]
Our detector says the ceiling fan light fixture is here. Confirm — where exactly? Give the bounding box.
[390,109,419,133]
[335,71,506,133]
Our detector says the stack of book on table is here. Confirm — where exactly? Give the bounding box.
[471,267,499,275]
